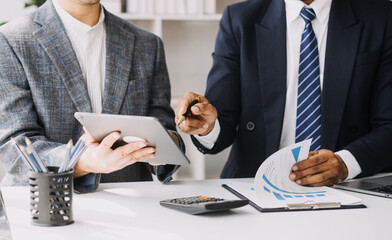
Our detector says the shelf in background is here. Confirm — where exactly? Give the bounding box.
[112,0,245,181]
[117,13,222,21]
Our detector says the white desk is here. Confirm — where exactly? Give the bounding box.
[1,178,392,240]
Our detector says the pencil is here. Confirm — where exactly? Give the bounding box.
[68,142,87,170]
[26,147,43,173]
[70,138,82,159]
[11,138,37,172]
[59,139,73,173]
[25,137,48,173]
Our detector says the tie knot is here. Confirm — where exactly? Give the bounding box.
[300,8,316,23]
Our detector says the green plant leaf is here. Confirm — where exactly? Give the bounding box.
[0,22,6,26]
[25,0,47,8]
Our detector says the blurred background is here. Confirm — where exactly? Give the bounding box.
[0,0,245,181]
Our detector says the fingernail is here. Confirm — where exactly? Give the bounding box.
[296,180,301,184]
[148,148,155,153]
[113,132,121,138]
[203,124,208,129]
[149,155,155,159]
[192,106,199,113]
[138,142,147,148]
[292,165,298,171]
[289,174,296,180]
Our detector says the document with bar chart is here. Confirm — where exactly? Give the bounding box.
[224,139,362,210]
[253,139,361,208]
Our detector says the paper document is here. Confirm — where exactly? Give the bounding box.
[228,140,361,209]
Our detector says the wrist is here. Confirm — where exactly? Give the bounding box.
[199,107,218,136]
[199,122,216,136]
[335,153,348,180]
[73,157,92,178]
[168,131,180,146]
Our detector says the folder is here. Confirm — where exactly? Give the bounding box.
[222,183,367,213]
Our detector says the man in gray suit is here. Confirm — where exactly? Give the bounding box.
[0,0,182,192]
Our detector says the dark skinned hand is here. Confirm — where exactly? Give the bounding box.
[289,149,348,187]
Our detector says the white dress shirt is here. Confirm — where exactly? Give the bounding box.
[53,0,106,114]
[195,0,362,179]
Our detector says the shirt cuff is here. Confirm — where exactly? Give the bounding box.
[193,119,221,150]
[73,173,99,193]
[335,150,362,180]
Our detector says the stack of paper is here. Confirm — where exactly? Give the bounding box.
[227,140,362,210]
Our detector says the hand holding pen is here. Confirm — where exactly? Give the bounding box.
[177,96,201,126]
[175,92,218,136]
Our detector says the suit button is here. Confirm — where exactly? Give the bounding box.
[198,147,206,154]
[246,122,255,131]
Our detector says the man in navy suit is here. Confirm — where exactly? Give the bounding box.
[176,0,392,186]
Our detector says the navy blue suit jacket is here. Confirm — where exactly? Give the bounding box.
[192,0,392,179]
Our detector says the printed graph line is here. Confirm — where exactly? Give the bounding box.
[262,174,326,195]
[273,192,285,200]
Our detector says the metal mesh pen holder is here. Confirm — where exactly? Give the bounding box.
[29,166,74,226]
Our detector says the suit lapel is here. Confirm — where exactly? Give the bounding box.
[255,0,287,157]
[32,1,92,113]
[101,11,135,114]
[322,0,362,150]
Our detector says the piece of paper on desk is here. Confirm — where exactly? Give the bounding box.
[227,139,361,209]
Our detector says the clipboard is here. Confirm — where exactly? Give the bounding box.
[222,184,367,213]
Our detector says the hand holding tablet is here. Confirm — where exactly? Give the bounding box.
[74,112,190,166]
[73,130,157,177]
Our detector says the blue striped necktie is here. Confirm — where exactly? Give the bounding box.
[295,8,322,151]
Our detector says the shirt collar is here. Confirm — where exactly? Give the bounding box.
[52,0,105,33]
[285,0,332,24]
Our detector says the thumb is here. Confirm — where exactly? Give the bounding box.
[82,127,97,144]
[98,132,121,151]
[191,101,217,118]
[190,105,202,115]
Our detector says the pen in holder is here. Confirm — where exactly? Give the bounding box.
[29,166,74,226]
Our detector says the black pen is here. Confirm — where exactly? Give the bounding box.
[177,96,201,126]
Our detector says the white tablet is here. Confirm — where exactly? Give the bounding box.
[74,112,190,165]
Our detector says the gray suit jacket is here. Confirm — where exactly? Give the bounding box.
[0,1,180,191]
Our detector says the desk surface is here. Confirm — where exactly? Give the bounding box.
[1,178,392,240]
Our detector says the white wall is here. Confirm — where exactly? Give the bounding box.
[162,20,230,179]
[0,0,37,23]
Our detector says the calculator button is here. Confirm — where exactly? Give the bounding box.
[160,196,249,215]
[198,196,211,199]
